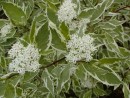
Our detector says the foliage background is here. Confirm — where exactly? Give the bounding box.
[0,0,130,98]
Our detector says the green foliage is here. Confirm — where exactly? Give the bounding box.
[83,63,121,85]
[1,2,27,26]
[29,20,36,43]
[51,28,66,51]
[4,83,16,98]
[123,83,130,98]
[36,22,51,50]
[0,0,130,98]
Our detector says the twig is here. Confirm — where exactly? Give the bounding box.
[114,5,130,13]
[40,57,65,69]
[0,57,65,81]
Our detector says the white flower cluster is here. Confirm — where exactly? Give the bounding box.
[57,0,77,23]
[66,34,96,63]
[0,24,12,37]
[8,42,40,74]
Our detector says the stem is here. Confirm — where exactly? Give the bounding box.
[40,57,65,69]
[114,5,130,13]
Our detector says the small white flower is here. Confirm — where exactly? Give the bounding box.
[8,42,24,59]
[70,65,77,75]
[0,24,12,37]
[69,19,90,31]
[57,0,77,23]
[66,34,96,63]
[8,42,40,74]
[82,77,96,88]
[81,73,97,88]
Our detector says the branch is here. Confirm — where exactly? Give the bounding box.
[40,57,65,69]
[0,57,65,81]
[114,5,130,13]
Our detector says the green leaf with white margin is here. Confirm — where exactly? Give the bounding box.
[105,0,114,9]
[98,57,124,65]
[59,22,70,40]
[15,0,34,19]
[99,22,116,30]
[57,64,71,93]
[29,19,36,43]
[91,0,111,21]
[64,80,71,92]
[93,87,107,96]
[23,72,38,82]
[47,7,58,25]
[99,19,123,30]
[119,47,130,57]
[75,64,86,81]
[44,0,60,4]
[83,63,121,86]
[78,8,94,19]
[50,28,66,51]
[83,90,92,98]
[21,82,37,90]
[24,0,34,19]
[108,19,123,26]
[4,83,16,98]
[2,2,27,26]
[75,0,81,15]
[0,19,9,27]
[36,22,51,50]
[42,69,54,95]
[123,83,130,98]
[52,65,64,78]
[0,82,6,96]
[47,93,54,98]
[46,0,58,12]
[9,75,22,86]
[0,56,6,68]
[104,33,120,54]
[16,87,23,97]
[49,21,66,42]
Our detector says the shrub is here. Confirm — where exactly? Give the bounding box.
[0,0,130,98]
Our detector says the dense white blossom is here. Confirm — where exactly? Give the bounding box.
[57,0,77,23]
[8,42,40,74]
[8,42,24,59]
[66,34,96,63]
[0,24,12,37]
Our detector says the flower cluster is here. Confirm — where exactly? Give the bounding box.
[66,34,96,63]
[8,42,40,74]
[0,24,12,37]
[57,0,77,23]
